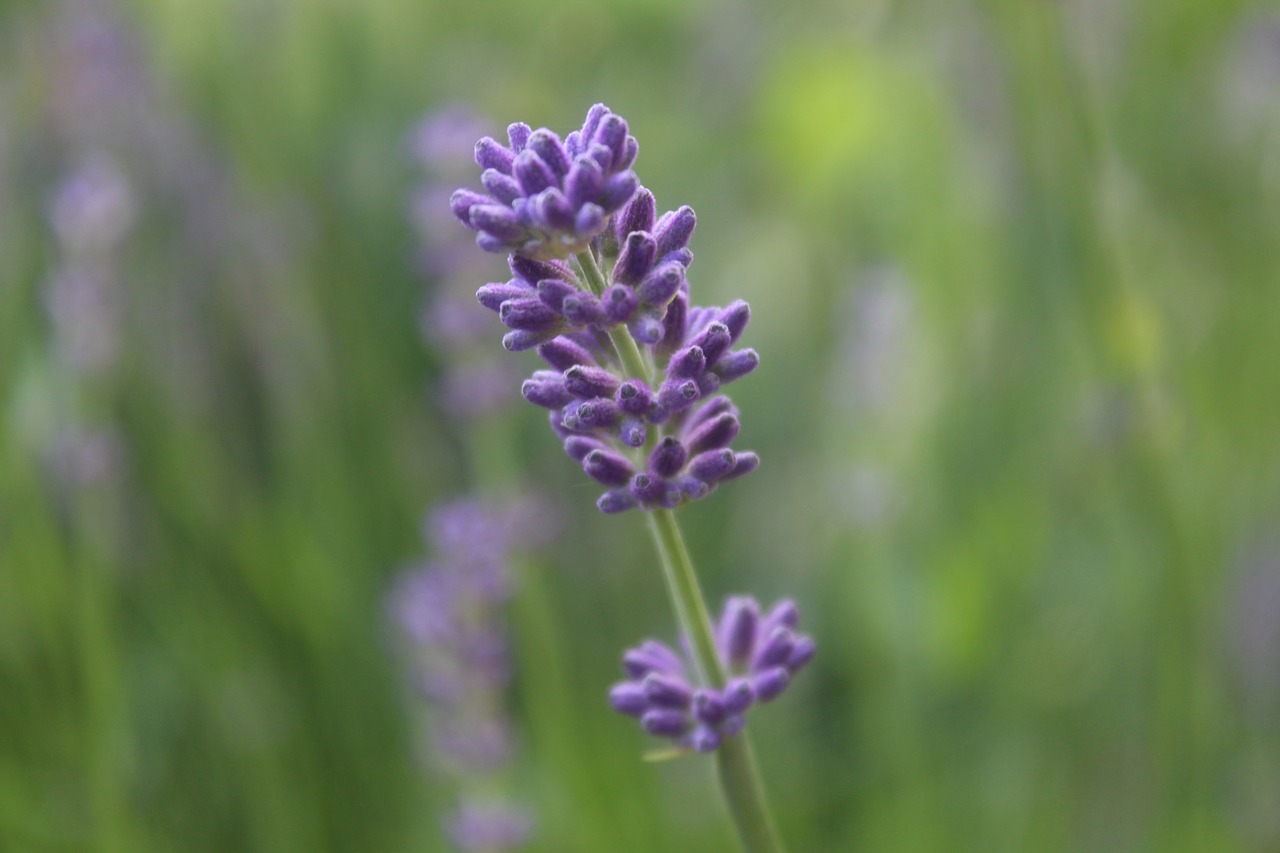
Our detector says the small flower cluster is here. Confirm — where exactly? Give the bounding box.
[450,104,639,260]
[609,597,815,753]
[391,498,543,851]
[452,105,759,512]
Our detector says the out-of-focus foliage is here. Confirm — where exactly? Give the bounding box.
[2,0,1278,850]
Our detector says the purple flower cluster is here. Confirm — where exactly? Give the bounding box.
[392,498,544,851]
[450,104,639,261]
[609,597,815,753]
[452,104,760,512]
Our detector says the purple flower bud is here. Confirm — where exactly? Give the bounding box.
[618,416,647,448]
[677,476,710,501]
[657,378,700,412]
[580,104,609,147]
[603,284,638,324]
[597,489,636,514]
[565,157,604,209]
[618,136,639,170]
[575,398,621,428]
[723,678,756,714]
[562,292,606,327]
[648,436,688,479]
[688,448,735,483]
[713,348,760,383]
[563,435,608,461]
[624,640,684,678]
[763,599,800,631]
[719,597,760,667]
[683,412,741,455]
[531,187,575,231]
[641,709,688,738]
[507,122,532,151]
[477,232,513,253]
[609,682,649,717]
[502,329,555,352]
[690,321,732,366]
[574,203,606,236]
[663,247,694,268]
[583,449,635,486]
[510,255,574,285]
[450,189,489,227]
[752,667,791,703]
[654,205,696,257]
[723,451,760,481]
[474,137,515,173]
[636,261,685,307]
[477,280,533,312]
[481,169,522,204]
[537,278,579,312]
[526,128,570,177]
[690,726,722,753]
[719,299,751,343]
[643,672,693,708]
[753,626,796,671]
[593,114,630,164]
[500,298,560,333]
[693,690,727,725]
[667,345,707,379]
[586,142,614,173]
[613,232,658,286]
[788,636,817,672]
[695,372,721,396]
[629,473,667,506]
[628,311,664,345]
[656,291,688,359]
[616,379,654,415]
[522,375,572,409]
[601,172,640,211]
[564,364,621,399]
[513,149,557,196]
[683,396,737,433]
[615,188,657,244]
[537,337,595,371]
[470,203,525,241]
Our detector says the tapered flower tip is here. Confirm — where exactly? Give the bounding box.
[597,488,636,514]
[615,187,657,243]
[450,189,489,227]
[474,136,515,173]
[788,636,817,672]
[609,682,648,716]
[642,708,688,738]
[654,205,697,258]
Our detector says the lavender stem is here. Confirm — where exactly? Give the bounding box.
[645,508,785,853]
[578,243,785,851]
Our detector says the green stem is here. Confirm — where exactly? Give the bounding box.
[646,509,785,853]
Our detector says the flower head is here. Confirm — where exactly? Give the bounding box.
[609,597,815,753]
[450,104,640,261]
[453,105,760,513]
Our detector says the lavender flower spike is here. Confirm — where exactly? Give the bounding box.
[451,104,640,260]
[609,597,815,753]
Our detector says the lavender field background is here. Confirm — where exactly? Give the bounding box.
[3,0,1280,851]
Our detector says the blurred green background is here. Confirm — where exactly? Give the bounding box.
[3,0,1280,850]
